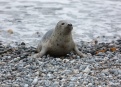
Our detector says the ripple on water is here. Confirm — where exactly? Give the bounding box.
[0,0,121,46]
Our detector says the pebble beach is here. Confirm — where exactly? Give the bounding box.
[0,39,121,87]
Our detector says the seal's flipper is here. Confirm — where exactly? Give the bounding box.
[73,46,86,57]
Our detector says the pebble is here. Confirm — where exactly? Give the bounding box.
[32,76,39,85]
[52,81,60,87]
[63,59,70,62]
[45,80,51,86]
[109,69,119,76]
[88,83,93,86]
[73,69,79,74]
[24,84,29,87]
[79,65,87,71]
[76,56,80,59]
[12,84,19,87]
[47,73,55,79]
[14,57,20,62]
[7,56,11,59]
[1,84,9,87]
[21,42,26,45]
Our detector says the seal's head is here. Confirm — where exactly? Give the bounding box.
[55,20,73,35]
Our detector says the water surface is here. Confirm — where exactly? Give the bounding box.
[0,0,121,46]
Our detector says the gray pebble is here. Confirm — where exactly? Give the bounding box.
[109,69,119,76]
[44,80,51,86]
[79,65,87,71]
[51,82,60,87]
[24,84,29,87]
[32,76,38,85]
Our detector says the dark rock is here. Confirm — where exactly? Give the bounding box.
[117,39,121,44]
[21,42,26,45]
[15,50,21,54]
[0,42,2,45]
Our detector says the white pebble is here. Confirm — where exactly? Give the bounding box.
[14,57,20,62]
[35,71,40,76]
[56,58,62,61]
[12,84,19,87]
[77,56,80,59]
[32,76,38,85]
[88,83,92,86]
[24,84,29,87]
[83,65,91,73]
[73,69,79,74]
[8,56,11,59]
[63,59,69,62]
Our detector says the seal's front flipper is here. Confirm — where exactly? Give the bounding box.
[73,46,86,58]
[32,46,48,58]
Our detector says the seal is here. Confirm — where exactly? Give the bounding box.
[34,20,85,58]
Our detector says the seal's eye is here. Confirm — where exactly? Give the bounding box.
[61,23,65,25]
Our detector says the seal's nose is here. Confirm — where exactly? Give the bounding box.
[68,24,72,26]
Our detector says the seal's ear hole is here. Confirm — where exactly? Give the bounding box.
[61,23,65,25]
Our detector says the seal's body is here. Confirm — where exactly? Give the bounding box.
[35,20,85,58]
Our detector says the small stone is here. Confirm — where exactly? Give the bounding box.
[70,60,75,63]
[73,69,79,74]
[83,65,91,73]
[35,71,40,76]
[1,84,9,87]
[88,83,93,86]
[109,82,120,87]
[45,80,51,86]
[68,82,75,87]
[52,81,60,87]
[86,59,95,63]
[63,59,69,63]
[14,57,20,62]
[109,69,119,76]
[77,56,80,59]
[0,42,2,45]
[21,42,26,45]
[20,42,26,48]
[7,29,13,34]
[32,76,38,85]
[47,73,54,79]
[118,70,121,74]
[56,58,62,61]
[0,62,6,65]
[24,84,29,87]
[63,70,72,75]
[83,81,88,85]
[79,65,87,71]
[12,84,19,87]
[72,55,76,58]
[70,77,77,81]
[7,56,11,59]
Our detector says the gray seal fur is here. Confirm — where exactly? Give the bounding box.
[34,20,86,58]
